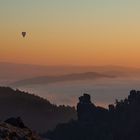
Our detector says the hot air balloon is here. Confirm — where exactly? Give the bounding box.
[22,32,26,38]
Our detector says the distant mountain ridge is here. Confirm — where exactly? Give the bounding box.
[1,62,140,85]
[12,72,115,86]
[0,87,76,133]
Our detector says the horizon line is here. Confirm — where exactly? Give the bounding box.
[0,61,140,69]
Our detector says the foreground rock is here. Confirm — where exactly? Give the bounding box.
[0,118,41,140]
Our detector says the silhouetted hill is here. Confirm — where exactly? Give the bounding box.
[12,72,115,86]
[0,87,76,133]
[45,90,140,140]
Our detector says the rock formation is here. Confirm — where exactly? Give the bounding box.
[0,117,41,140]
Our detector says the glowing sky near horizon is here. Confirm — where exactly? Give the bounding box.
[1,0,140,66]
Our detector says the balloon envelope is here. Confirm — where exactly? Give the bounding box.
[22,32,26,37]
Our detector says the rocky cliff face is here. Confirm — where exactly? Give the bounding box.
[46,91,140,140]
[0,120,41,140]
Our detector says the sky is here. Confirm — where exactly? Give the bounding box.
[1,0,140,66]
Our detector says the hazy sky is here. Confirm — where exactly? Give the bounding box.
[1,0,140,66]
